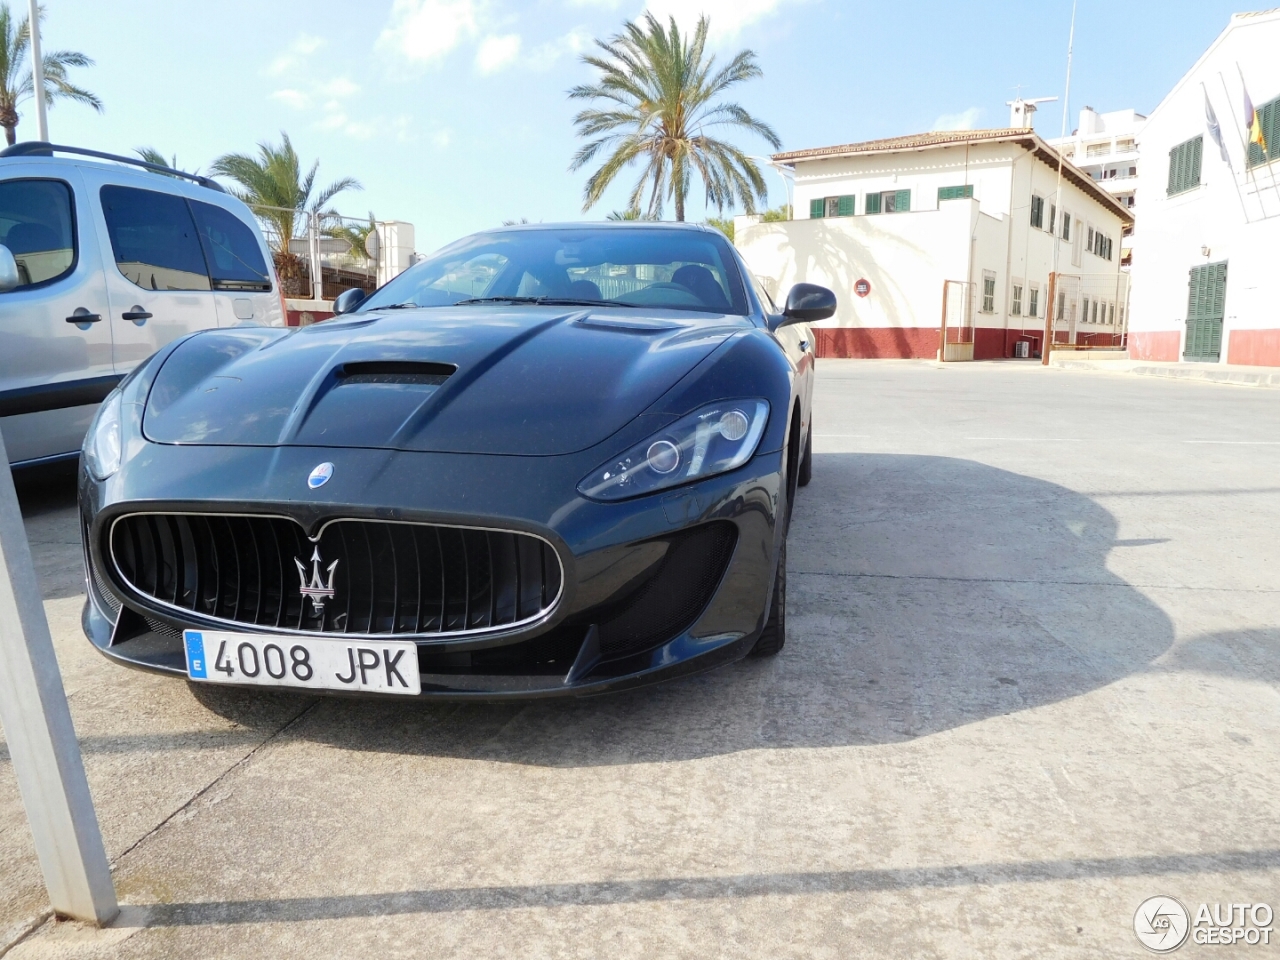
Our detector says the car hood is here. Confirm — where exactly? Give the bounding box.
[142,306,744,456]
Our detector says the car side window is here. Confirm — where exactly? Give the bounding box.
[189,200,272,291]
[0,178,76,289]
[751,274,777,313]
[100,185,210,291]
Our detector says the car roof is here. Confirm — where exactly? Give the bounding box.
[481,221,721,235]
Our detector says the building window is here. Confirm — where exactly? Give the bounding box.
[1092,299,1099,324]
[1087,226,1095,250]
[1061,212,1071,241]
[866,190,911,214]
[1167,135,1203,195]
[1030,195,1044,228]
[810,196,855,219]
[1117,138,1135,152]
[1082,296,1090,322]
[1057,290,1066,321]
[1246,95,1279,168]
[1028,284,1040,318]
[938,185,973,202]
[1086,142,1111,157]
[981,271,996,313]
[1049,204,1056,233]
[1108,302,1115,325]
[1011,284,1023,316]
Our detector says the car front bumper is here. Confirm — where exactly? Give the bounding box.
[80,440,785,699]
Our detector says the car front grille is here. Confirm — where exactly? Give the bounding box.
[107,513,562,638]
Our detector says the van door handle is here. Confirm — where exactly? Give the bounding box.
[122,306,153,324]
[65,308,103,323]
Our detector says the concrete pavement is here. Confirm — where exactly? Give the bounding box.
[2,360,1278,957]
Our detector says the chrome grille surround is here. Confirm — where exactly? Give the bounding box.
[105,512,564,641]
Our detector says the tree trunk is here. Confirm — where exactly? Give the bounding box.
[675,191,685,222]
[1,116,16,147]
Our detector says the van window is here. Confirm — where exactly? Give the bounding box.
[190,200,272,291]
[100,185,210,291]
[0,179,75,288]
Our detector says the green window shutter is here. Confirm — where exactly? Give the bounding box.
[1169,136,1205,193]
[864,192,881,215]
[810,198,824,219]
[837,195,855,217]
[896,189,911,212]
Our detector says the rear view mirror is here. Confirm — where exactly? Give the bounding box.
[0,245,19,293]
[333,287,366,316]
[771,282,836,330]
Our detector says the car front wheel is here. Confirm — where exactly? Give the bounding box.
[749,537,786,657]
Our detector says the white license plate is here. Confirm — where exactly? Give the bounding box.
[184,630,421,696]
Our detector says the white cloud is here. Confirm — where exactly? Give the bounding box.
[476,33,522,73]
[317,77,360,98]
[270,88,310,109]
[431,128,453,148]
[641,0,793,42]
[528,27,593,70]
[378,0,481,64]
[932,107,982,132]
[267,33,325,76]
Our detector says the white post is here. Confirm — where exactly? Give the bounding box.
[27,0,49,142]
[0,431,117,925]
[308,213,323,302]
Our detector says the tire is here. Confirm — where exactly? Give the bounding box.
[749,537,786,657]
[797,422,813,488]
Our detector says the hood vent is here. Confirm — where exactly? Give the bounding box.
[338,361,456,386]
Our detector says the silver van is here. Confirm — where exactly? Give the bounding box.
[0,143,284,467]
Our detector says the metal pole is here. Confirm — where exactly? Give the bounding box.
[0,432,117,925]
[308,213,323,302]
[1043,271,1058,361]
[938,280,951,362]
[27,0,49,142]
[1044,0,1077,366]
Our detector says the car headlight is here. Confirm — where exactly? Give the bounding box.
[84,391,123,480]
[578,399,770,502]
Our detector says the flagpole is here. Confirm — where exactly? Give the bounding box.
[1235,63,1280,217]
[27,0,48,142]
[1042,0,1077,366]
[1204,81,1250,223]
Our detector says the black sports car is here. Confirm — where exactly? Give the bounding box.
[78,223,833,698]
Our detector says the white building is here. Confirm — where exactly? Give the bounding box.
[1127,9,1280,366]
[1048,107,1145,266]
[736,128,1132,359]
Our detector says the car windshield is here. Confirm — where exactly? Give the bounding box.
[358,226,750,316]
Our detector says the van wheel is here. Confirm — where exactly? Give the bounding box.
[797,422,813,487]
[750,537,786,658]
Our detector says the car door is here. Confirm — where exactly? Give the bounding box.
[0,165,115,464]
[754,275,814,435]
[187,196,277,327]
[90,177,219,374]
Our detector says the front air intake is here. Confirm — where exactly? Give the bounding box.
[107,513,561,639]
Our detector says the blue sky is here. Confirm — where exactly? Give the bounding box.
[26,0,1256,252]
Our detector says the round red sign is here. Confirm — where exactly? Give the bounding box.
[854,279,871,298]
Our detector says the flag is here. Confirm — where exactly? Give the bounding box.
[1242,71,1268,158]
[1204,87,1229,163]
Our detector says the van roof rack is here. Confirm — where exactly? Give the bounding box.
[0,141,226,192]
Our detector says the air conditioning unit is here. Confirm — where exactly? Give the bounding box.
[1013,341,1030,358]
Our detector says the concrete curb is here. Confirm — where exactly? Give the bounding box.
[1050,357,1280,388]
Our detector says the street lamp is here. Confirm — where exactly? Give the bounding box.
[748,155,793,219]
[27,0,49,141]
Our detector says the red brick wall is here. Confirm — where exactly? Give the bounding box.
[1227,329,1280,367]
[1129,330,1180,361]
[814,327,940,359]
[286,309,335,327]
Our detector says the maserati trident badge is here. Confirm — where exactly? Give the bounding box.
[308,462,335,489]
[295,546,339,615]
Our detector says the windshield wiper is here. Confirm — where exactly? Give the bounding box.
[453,296,638,308]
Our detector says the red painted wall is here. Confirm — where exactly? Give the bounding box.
[814,327,939,359]
[1129,330,1180,361]
[286,308,335,327]
[1227,329,1280,367]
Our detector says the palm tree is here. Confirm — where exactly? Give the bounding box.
[0,2,102,146]
[568,13,780,222]
[135,147,196,177]
[210,133,360,293]
[326,210,377,259]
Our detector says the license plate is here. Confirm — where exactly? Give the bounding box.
[184,630,421,696]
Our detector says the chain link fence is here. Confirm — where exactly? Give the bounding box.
[1047,272,1131,350]
[249,206,381,300]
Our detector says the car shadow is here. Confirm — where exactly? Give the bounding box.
[191,452,1180,764]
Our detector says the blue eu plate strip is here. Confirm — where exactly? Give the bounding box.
[184,631,207,678]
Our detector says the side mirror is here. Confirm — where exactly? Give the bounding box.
[332,287,366,316]
[0,244,20,293]
[771,282,836,330]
